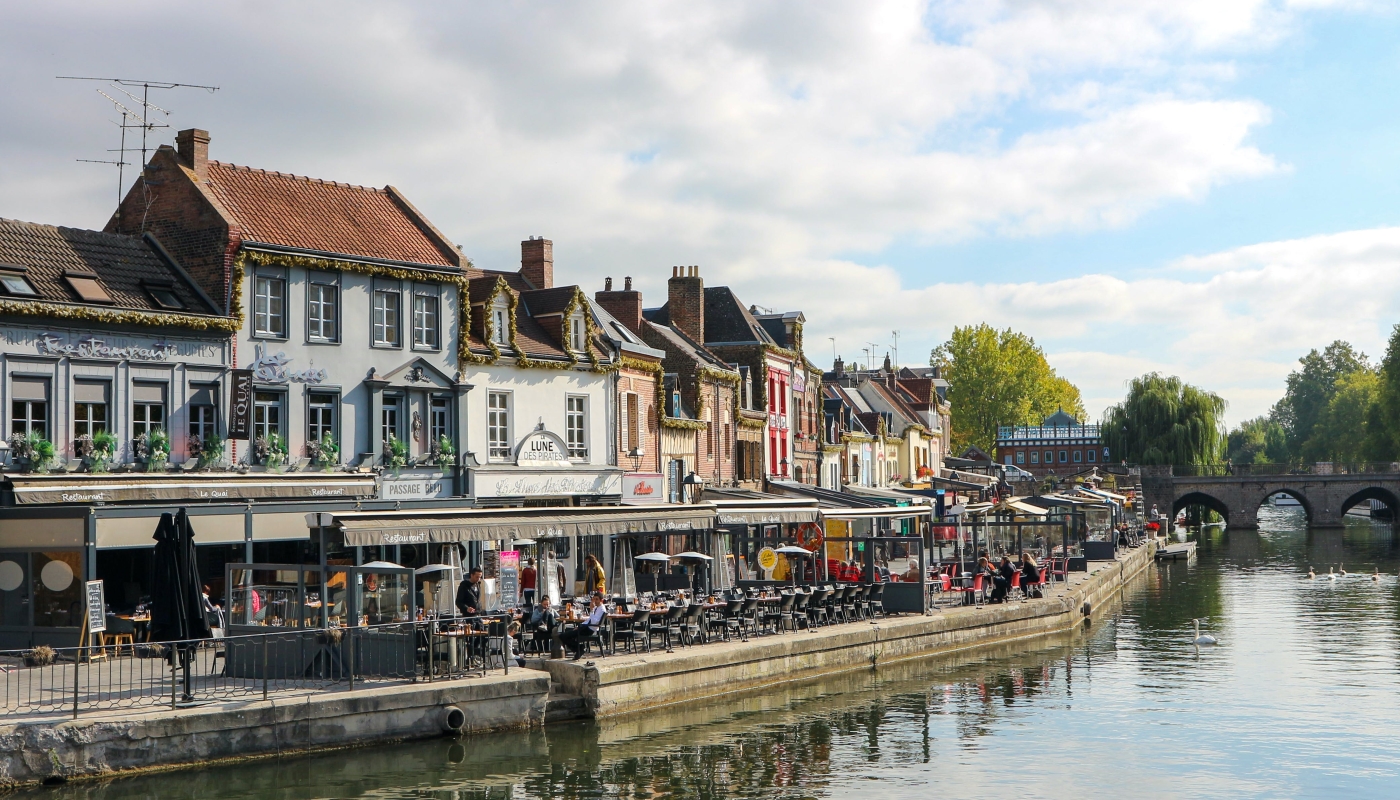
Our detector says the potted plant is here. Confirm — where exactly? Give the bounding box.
[253,433,287,470]
[134,429,171,472]
[192,433,226,470]
[308,433,340,471]
[382,434,408,475]
[23,645,55,668]
[85,430,118,473]
[9,431,55,474]
[432,435,456,471]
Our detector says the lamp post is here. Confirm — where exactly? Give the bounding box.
[683,471,701,505]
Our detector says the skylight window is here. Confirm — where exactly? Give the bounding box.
[64,273,113,304]
[0,273,36,296]
[147,286,184,309]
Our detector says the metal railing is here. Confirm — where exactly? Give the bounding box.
[1170,462,1400,478]
[0,619,511,720]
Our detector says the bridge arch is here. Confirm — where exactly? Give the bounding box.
[1172,490,1232,524]
[1339,486,1400,518]
[1254,487,1314,524]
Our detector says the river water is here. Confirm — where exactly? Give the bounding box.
[25,506,1400,799]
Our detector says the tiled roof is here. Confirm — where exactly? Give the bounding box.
[520,286,579,317]
[644,286,776,346]
[0,218,215,315]
[204,161,459,268]
[643,320,735,372]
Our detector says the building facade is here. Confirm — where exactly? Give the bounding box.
[994,409,1108,476]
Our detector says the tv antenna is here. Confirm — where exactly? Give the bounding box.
[59,76,219,227]
[866,342,880,371]
[891,330,899,370]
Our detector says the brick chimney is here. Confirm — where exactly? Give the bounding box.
[668,265,704,344]
[521,236,553,289]
[175,129,210,180]
[595,275,643,335]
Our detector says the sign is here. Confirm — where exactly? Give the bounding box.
[497,550,520,609]
[229,369,254,440]
[249,343,327,384]
[514,430,570,466]
[792,369,806,395]
[622,472,664,505]
[85,580,106,634]
[473,468,623,499]
[378,472,452,500]
[756,547,778,571]
[39,333,176,361]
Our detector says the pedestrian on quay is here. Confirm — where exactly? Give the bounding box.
[521,558,538,607]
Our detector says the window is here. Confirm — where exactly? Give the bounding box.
[492,308,508,346]
[1004,454,1013,465]
[132,382,166,437]
[739,366,752,410]
[704,408,713,460]
[308,392,337,445]
[253,391,283,441]
[768,375,776,412]
[188,383,217,444]
[1073,450,1083,463]
[566,396,587,459]
[569,316,584,352]
[430,396,450,444]
[64,273,113,304]
[307,281,338,342]
[11,377,48,439]
[382,395,402,444]
[413,292,440,349]
[254,275,286,338]
[372,289,401,347]
[0,272,36,296]
[1030,451,1039,464]
[1087,449,1097,463]
[488,392,510,459]
[1058,450,1068,463]
[73,381,109,438]
[1044,451,1053,464]
[623,392,640,453]
[1015,451,1024,465]
[146,284,184,309]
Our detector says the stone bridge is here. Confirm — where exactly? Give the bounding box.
[1139,466,1400,529]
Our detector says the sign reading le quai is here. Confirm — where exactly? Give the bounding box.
[229,369,254,440]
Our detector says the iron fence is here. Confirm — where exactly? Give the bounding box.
[1169,462,1400,478]
[0,619,511,720]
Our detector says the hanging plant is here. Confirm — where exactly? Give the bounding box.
[134,430,171,471]
[432,435,456,471]
[308,433,340,471]
[383,434,408,475]
[9,431,55,474]
[253,433,287,469]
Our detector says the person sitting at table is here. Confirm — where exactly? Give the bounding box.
[989,556,1016,603]
[1020,552,1042,599]
[456,567,484,617]
[527,596,558,653]
[559,592,608,661]
[506,621,526,667]
[900,559,922,582]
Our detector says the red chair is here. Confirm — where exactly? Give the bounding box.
[1009,570,1022,600]
[958,574,983,605]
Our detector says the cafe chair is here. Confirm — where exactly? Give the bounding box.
[654,605,685,650]
[680,603,707,645]
[787,591,811,631]
[806,587,831,628]
[103,615,136,656]
[616,608,651,654]
[868,582,886,617]
[717,599,746,641]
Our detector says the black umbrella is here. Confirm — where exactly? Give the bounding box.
[151,508,211,701]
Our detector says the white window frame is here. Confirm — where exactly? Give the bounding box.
[307,280,338,343]
[492,307,509,346]
[487,391,511,460]
[429,395,450,444]
[569,315,584,352]
[566,395,588,460]
[412,290,440,350]
[308,392,337,446]
[253,391,284,441]
[382,395,403,445]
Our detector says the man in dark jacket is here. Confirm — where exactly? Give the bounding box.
[455,567,483,617]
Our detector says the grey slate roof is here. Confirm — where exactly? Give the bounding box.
[0,218,215,314]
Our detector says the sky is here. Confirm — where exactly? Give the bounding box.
[2,1,1398,427]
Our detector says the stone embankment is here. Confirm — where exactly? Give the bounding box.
[0,542,1154,788]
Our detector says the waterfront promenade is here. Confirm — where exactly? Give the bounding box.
[0,543,1154,788]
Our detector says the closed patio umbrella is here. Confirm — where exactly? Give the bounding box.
[150,508,211,702]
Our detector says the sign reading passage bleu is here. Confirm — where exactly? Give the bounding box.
[229,369,254,440]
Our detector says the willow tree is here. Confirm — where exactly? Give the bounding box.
[1102,373,1226,465]
[931,324,1085,454]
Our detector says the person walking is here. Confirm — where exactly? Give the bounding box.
[521,558,538,607]
[583,554,607,596]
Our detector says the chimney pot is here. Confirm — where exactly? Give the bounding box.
[175,128,210,180]
[624,276,632,291]
[668,264,705,344]
[520,237,553,289]
[605,277,613,291]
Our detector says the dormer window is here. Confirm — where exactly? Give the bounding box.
[570,315,584,352]
[145,283,184,310]
[492,307,508,345]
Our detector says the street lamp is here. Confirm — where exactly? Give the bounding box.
[683,471,702,505]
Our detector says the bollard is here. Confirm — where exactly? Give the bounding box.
[262,635,269,701]
[72,647,80,720]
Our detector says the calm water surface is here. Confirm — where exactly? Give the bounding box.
[26,506,1400,799]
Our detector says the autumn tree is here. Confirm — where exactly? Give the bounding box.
[931,324,1085,454]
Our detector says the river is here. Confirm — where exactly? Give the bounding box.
[22,505,1400,799]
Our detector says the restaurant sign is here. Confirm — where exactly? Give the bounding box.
[621,472,664,505]
[514,430,571,467]
[473,468,622,499]
[378,472,452,500]
[229,369,254,440]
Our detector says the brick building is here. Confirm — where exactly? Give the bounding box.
[994,409,1108,476]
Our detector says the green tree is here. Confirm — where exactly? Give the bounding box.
[1102,373,1226,465]
[1271,341,1369,461]
[1365,324,1400,461]
[1227,416,1288,464]
[931,324,1085,454]
[1304,369,1379,463]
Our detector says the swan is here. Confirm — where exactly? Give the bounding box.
[1373,568,1381,582]
[1307,567,1316,579]
[1340,564,1348,577]
[1192,619,1218,646]
[1328,567,1337,581]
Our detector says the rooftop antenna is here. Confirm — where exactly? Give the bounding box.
[891,330,900,370]
[59,75,219,228]
[828,337,836,364]
[866,342,880,371]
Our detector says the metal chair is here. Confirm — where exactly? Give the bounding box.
[807,587,831,628]
[615,608,651,654]
[680,603,707,645]
[868,582,885,617]
[773,592,797,633]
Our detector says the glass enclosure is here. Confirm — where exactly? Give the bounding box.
[225,562,415,632]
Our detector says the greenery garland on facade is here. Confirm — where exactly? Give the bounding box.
[467,278,611,373]
[0,297,239,333]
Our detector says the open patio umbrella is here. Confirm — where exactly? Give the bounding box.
[150,508,211,702]
[634,552,671,594]
[672,552,713,595]
[775,545,815,586]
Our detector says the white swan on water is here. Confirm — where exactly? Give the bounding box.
[1328,567,1338,581]
[1374,568,1381,582]
[1193,619,1218,646]
[1307,566,1315,579]
[1340,564,1348,577]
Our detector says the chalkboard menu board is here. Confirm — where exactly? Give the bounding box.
[496,550,520,610]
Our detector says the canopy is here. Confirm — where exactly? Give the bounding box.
[7,472,377,504]
[819,506,929,521]
[709,499,819,526]
[333,504,718,546]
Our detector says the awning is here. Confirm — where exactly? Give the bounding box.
[843,485,931,505]
[820,506,929,521]
[711,501,820,526]
[334,504,719,547]
[6,473,378,505]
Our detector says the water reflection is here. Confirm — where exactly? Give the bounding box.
[25,508,1400,799]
